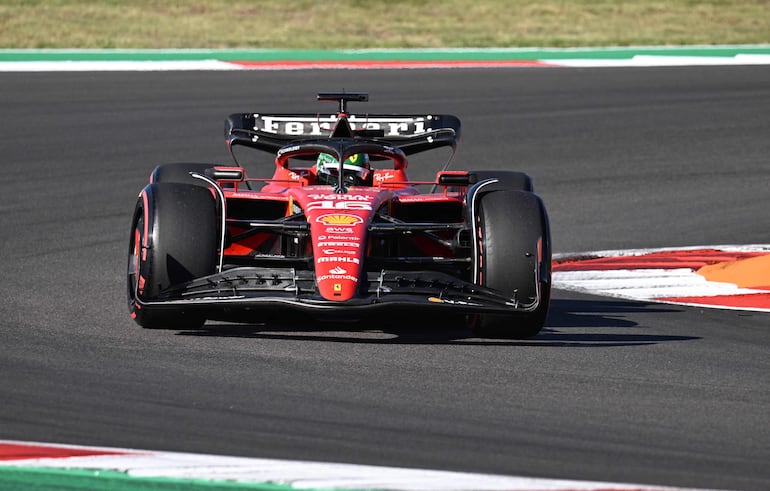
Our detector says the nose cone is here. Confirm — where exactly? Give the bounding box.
[292,186,393,302]
[313,213,367,301]
[296,188,383,301]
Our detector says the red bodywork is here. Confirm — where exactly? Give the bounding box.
[220,161,463,302]
[130,93,545,321]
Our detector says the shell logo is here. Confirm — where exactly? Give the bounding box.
[316,214,363,225]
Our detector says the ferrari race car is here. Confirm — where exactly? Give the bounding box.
[127,93,551,338]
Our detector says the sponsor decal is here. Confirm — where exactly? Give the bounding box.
[322,249,356,255]
[317,266,358,282]
[375,171,396,182]
[307,200,372,211]
[322,227,356,235]
[276,144,301,156]
[253,115,430,137]
[317,235,360,241]
[427,297,480,306]
[307,193,373,201]
[316,214,362,225]
[318,274,358,282]
[255,116,333,135]
[318,257,360,264]
[318,241,360,248]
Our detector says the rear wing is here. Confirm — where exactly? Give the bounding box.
[225,112,461,157]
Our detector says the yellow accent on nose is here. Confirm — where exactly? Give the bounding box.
[317,214,361,225]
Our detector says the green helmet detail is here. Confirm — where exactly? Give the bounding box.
[315,153,371,186]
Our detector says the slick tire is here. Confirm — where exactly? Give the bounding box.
[469,189,551,338]
[127,182,219,329]
[469,170,534,192]
[150,163,216,186]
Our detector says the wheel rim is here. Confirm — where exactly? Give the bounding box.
[127,214,144,303]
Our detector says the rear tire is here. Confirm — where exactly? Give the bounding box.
[469,189,551,338]
[127,182,219,329]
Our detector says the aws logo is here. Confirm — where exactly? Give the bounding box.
[316,214,363,226]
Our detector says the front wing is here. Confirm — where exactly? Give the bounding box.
[134,267,544,318]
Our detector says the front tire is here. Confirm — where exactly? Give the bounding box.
[469,189,551,338]
[150,162,215,186]
[127,182,219,329]
[468,170,534,192]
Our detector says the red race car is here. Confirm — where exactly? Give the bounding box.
[127,93,551,338]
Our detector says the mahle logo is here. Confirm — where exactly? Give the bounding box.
[316,214,363,225]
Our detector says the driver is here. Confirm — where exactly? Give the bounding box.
[315,153,372,187]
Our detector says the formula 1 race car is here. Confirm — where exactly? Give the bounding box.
[127,93,551,338]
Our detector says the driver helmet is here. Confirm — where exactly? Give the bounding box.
[315,153,371,186]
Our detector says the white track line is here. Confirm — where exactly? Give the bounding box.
[0,440,726,491]
[553,245,770,312]
[2,55,770,71]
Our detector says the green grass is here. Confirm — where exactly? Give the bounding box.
[1,0,768,49]
[0,466,295,491]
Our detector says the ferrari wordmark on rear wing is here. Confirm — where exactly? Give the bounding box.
[225,113,461,156]
[252,114,446,137]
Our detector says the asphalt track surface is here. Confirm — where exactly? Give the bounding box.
[1,67,769,490]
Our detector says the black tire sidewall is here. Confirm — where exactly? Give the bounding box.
[469,170,533,192]
[127,182,218,328]
[472,189,551,337]
[150,163,216,186]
